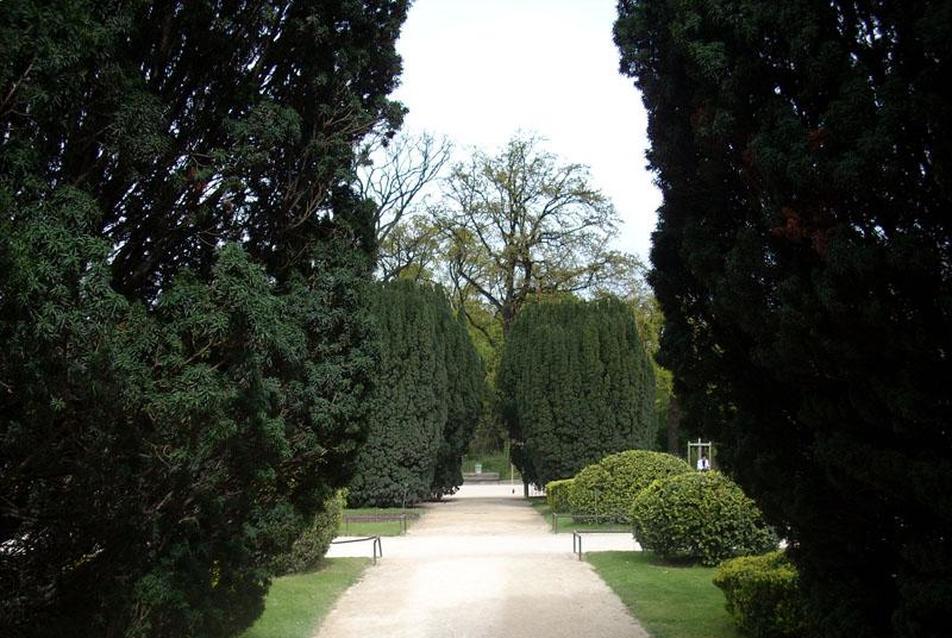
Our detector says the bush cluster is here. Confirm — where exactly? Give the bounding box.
[271,490,347,576]
[713,551,807,638]
[631,471,778,566]
[568,450,690,521]
[545,479,575,513]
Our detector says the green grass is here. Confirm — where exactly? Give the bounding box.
[587,551,739,638]
[339,507,420,536]
[528,498,632,533]
[462,449,520,479]
[240,558,368,638]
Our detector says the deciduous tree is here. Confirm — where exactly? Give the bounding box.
[437,135,637,334]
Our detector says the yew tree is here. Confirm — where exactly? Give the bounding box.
[615,1,951,636]
[499,297,656,488]
[0,1,408,635]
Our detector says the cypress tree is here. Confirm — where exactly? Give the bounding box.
[0,2,407,635]
[615,1,951,635]
[431,312,485,498]
[499,297,657,487]
[349,281,484,506]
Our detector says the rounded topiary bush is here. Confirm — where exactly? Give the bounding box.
[631,471,778,566]
[545,478,575,513]
[714,550,807,638]
[271,490,346,575]
[568,450,691,521]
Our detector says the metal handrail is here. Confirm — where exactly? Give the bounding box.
[342,511,422,535]
[331,535,383,565]
[551,513,631,533]
[571,529,633,561]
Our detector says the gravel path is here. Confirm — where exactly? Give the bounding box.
[317,484,649,638]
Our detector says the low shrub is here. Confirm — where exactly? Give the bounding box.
[568,450,691,521]
[271,490,346,576]
[545,479,575,512]
[713,550,807,638]
[631,471,778,566]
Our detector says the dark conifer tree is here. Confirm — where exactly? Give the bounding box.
[0,2,408,635]
[499,297,656,488]
[615,2,951,636]
[349,280,484,506]
[432,312,485,498]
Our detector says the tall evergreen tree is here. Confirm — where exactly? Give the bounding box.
[349,280,484,506]
[615,1,951,636]
[499,297,656,488]
[431,311,485,498]
[0,2,408,635]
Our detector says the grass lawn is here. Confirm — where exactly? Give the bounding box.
[240,557,368,638]
[462,449,520,479]
[340,507,421,536]
[528,498,632,534]
[587,551,739,638]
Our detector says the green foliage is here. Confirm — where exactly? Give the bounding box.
[272,491,347,577]
[499,297,657,488]
[432,311,485,497]
[615,0,952,634]
[545,479,575,513]
[462,449,516,478]
[437,135,636,335]
[0,2,407,636]
[568,450,691,521]
[631,472,778,566]
[714,551,808,638]
[349,280,483,506]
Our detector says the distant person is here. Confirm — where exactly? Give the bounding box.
[697,452,711,471]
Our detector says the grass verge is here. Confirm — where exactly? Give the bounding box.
[240,557,368,638]
[340,507,420,536]
[528,498,631,533]
[587,551,739,638]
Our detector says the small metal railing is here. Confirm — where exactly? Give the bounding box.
[330,535,383,565]
[571,529,634,561]
[550,513,631,534]
[342,513,415,535]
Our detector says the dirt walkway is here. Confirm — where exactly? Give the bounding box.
[317,484,649,638]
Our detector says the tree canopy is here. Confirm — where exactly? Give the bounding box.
[0,1,408,635]
[615,1,951,635]
[437,134,640,336]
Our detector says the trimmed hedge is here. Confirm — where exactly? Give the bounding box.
[631,471,778,566]
[271,490,346,576]
[545,479,575,513]
[568,450,691,521]
[713,551,807,638]
[349,281,483,506]
[499,298,657,488]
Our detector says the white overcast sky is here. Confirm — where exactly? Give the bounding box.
[392,0,661,261]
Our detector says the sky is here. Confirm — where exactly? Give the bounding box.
[392,0,661,262]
